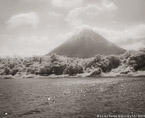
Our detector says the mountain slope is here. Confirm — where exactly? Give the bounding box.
[48,28,126,58]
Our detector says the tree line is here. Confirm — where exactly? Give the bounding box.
[0,48,145,77]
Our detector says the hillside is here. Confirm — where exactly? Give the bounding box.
[48,28,126,58]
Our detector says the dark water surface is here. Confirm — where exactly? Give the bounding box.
[0,77,145,118]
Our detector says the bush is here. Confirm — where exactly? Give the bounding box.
[52,64,66,75]
[27,65,38,74]
[0,48,145,77]
[3,67,11,75]
[106,55,121,69]
[11,68,19,75]
[89,68,102,77]
[50,53,59,63]
[38,66,52,76]
[84,55,120,73]
[63,64,83,76]
[128,51,145,71]
[120,50,136,60]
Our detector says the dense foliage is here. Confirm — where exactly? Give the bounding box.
[0,48,145,77]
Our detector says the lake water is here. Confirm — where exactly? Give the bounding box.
[0,77,145,118]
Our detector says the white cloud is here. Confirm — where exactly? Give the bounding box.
[6,12,40,29]
[66,1,117,28]
[48,11,62,17]
[95,24,145,43]
[0,36,50,57]
[122,42,144,50]
[1,23,145,57]
[66,7,83,28]
[0,33,71,57]
[20,0,49,3]
[94,24,145,50]
[51,0,83,9]
[56,24,145,51]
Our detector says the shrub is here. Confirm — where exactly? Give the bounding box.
[5,67,11,75]
[38,66,52,76]
[84,55,120,73]
[50,53,59,63]
[128,51,145,71]
[63,64,83,76]
[106,55,121,69]
[52,64,66,75]
[120,50,136,60]
[89,68,102,77]
[11,68,19,75]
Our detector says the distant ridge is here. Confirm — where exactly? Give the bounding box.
[48,28,126,58]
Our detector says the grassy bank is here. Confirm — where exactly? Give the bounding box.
[0,77,145,118]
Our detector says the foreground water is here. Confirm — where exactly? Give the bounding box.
[0,77,145,118]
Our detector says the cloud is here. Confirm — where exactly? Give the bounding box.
[0,46,44,57]
[0,35,50,57]
[0,33,70,57]
[1,24,145,57]
[51,0,83,9]
[6,12,40,29]
[94,24,145,50]
[48,11,62,17]
[20,0,49,2]
[66,1,117,28]
[57,24,145,51]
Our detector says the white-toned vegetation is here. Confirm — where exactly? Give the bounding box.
[0,48,145,77]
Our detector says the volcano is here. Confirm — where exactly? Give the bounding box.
[48,28,126,58]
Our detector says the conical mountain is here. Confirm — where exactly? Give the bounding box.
[48,28,126,58]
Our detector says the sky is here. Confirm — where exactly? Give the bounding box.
[0,0,145,57]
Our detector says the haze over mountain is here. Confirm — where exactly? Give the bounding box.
[48,28,126,58]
